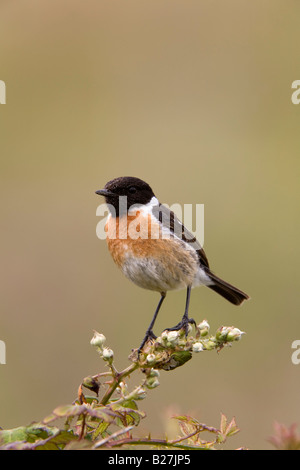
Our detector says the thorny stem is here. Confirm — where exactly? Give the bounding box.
[96,424,220,450]
[92,371,113,379]
[93,425,134,449]
[100,362,139,406]
[101,436,211,451]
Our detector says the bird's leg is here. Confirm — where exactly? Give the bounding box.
[166,286,196,336]
[138,292,166,353]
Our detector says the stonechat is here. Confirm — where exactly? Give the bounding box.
[96,176,249,351]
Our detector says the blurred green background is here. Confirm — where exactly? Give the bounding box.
[0,0,299,450]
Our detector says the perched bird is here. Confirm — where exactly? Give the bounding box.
[96,176,249,351]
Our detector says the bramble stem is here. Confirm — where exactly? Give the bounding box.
[100,362,139,406]
[103,436,211,450]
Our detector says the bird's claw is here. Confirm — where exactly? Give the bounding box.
[137,330,157,355]
[166,317,196,337]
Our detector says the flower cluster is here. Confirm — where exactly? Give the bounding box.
[89,321,245,403]
[131,320,245,372]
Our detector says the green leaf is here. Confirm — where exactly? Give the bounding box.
[0,424,57,445]
[92,421,110,440]
[0,423,78,450]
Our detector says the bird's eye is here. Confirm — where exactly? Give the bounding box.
[128,186,137,194]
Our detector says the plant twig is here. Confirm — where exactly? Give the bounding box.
[93,425,134,449]
[100,362,139,406]
[104,436,211,450]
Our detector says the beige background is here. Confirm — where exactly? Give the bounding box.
[0,0,299,449]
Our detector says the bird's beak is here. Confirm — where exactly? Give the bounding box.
[95,189,115,197]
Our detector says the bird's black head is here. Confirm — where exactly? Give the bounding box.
[95,177,156,216]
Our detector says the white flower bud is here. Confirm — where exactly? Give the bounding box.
[167,331,179,344]
[90,331,106,348]
[216,326,231,342]
[118,381,128,395]
[226,328,245,342]
[146,354,156,365]
[192,342,204,353]
[197,319,210,337]
[102,347,114,361]
[161,331,169,343]
[197,320,210,330]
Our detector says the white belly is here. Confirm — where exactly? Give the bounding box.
[121,254,212,293]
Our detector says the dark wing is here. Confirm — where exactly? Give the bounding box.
[152,203,209,268]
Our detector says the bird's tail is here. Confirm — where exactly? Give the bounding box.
[206,270,249,306]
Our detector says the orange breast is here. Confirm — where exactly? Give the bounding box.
[104,211,199,290]
[105,211,160,266]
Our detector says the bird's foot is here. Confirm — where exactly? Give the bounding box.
[138,330,157,355]
[166,316,196,337]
